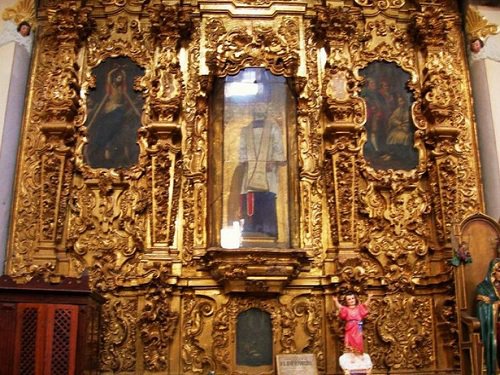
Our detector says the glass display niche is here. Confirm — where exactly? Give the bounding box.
[210,68,296,249]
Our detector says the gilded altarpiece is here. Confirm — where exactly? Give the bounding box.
[4,0,483,374]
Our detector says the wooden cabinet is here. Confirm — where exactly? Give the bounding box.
[0,275,104,375]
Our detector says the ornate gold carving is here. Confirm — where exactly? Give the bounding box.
[144,4,191,123]
[100,0,148,15]
[372,295,434,369]
[2,0,36,25]
[6,1,484,373]
[292,295,325,372]
[314,6,360,45]
[39,145,72,242]
[358,183,430,290]
[205,17,300,77]
[354,0,405,11]
[101,296,138,372]
[466,6,500,43]
[149,140,182,247]
[41,2,92,123]
[411,5,457,50]
[325,138,360,246]
[139,284,179,371]
[182,293,216,373]
[203,248,311,293]
[315,6,365,256]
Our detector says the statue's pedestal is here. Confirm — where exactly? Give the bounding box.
[339,353,372,375]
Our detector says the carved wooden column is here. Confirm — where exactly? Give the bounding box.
[142,4,190,258]
[7,2,92,277]
[314,6,365,261]
[412,3,482,246]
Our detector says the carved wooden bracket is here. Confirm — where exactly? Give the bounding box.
[202,248,311,294]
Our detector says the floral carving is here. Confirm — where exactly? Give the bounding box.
[373,295,433,369]
[41,2,92,123]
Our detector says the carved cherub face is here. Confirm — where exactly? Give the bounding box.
[470,38,484,53]
[17,21,31,37]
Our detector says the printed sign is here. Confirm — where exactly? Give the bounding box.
[276,354,317,375]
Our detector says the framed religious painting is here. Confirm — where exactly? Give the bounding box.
[84,56,144,169]
[359,61,418,171]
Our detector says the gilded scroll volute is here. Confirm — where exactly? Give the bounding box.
[100,295,138,371]
[372,295,434,369]
[354,0,406,12]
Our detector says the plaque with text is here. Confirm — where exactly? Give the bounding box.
[276,354,318,375]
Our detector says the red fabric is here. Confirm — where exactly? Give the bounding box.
[339,304,369,354]
[246,192,254,217]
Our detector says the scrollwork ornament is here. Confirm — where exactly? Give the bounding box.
[182,294,216,373]
[100,0,147,14]
[204,18,299,78]
[292,295,325,372]
[139,284,179,372]
[466,6,500,44]
[325,134,362,245]
[337,257,380,293]
[2,0,35,26]
[358,183,430,290]
[101,296,138,372]
[143,4,192,123]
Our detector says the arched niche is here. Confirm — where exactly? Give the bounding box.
[236,308,273,367]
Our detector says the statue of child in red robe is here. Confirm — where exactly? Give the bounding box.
[333,293,373,354]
